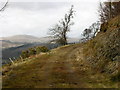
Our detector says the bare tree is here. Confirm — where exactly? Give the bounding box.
[112,1,120,17]
[98,1,113,23]
[81,21,100,41]
[49,24,64,44]
[49,5,75,45]
[98,0,120,23]
[82,28,92,41]
[98,2,106,23]
[0,0,8,12]
[89,21,101,38]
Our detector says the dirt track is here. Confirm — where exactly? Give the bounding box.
[2,44,118,88]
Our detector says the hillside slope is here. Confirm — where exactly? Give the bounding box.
[82,15,120,76]
[2,16,120,88]
[2,44,118,88]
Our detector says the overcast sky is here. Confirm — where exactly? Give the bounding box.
[0,0,100,38]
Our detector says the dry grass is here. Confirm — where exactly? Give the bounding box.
[2,43,118,88]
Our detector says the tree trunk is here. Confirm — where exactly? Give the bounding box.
[63,34,67,45]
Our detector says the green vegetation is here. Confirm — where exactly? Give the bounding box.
[21,46,49,59]
[21,50,29,59]
[36,46,49,53]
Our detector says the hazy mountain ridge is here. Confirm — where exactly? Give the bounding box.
[0,40,24,49]
[1,35,43,43]
[1,35,80,48]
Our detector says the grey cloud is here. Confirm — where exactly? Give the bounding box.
[8,2,71,11]
[0,1,99,38]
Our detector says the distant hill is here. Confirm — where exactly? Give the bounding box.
[0,40,23,49]
[1,35,80,48]
[1,35,41,43]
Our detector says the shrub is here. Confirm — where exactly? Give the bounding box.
[20,46,49,59]
[21,50,29,59]
[36,46,49,53]
[29,48,36,55]
[36,47,42,54]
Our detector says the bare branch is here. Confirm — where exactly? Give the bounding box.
[48,5,75,45]
[0,0,8,12]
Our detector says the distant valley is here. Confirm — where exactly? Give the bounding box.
[1,35,80,64]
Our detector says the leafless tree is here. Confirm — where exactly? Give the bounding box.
[82,28,92,40]
[82,21,100,41]
[89,21,101,38]
[98,0,113,23]
[98,2,106,23]
[98,0,120,23]
[112,1,120,17]
[49,5,75,45]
